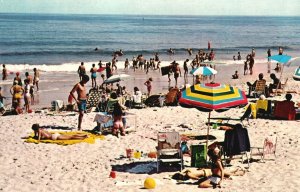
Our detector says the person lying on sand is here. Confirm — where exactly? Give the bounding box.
[172,166,245,182]
[32,124,88,141]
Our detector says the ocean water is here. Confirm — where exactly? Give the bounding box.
[0,13,300,71]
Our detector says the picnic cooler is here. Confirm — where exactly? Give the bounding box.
[191,144,207,167]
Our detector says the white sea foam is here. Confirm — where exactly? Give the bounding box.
[2,58,298,73]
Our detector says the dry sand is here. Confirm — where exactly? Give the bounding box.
[0,62,299,192]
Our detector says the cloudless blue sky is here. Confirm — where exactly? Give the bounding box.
[0,0,300,16]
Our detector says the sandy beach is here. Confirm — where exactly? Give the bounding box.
[0,60,300,192]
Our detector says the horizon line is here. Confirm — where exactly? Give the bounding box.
[0,12,299,17]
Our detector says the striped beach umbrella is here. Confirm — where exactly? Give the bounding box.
[179,82,248,147]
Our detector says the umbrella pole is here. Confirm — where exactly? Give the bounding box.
[275,64,284,95]
[207,112,211,149]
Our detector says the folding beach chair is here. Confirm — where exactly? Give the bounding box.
[252,79,266,98]
[157,131,183,173]
[86,88,102,112]
[250,136,277,162]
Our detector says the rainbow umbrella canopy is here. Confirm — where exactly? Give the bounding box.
[179,82,248,146]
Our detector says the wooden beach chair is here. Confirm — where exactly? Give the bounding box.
[157,131,183,173]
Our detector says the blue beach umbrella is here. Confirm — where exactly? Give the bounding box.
[268,54,292,64]
[268,54,292,94]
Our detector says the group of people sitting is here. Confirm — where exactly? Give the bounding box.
[247,73,281,97]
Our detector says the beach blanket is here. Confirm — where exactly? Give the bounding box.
[25,131,105,145]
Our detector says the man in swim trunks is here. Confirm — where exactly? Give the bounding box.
[77,62,86,81]
[32,124,88,141]
[70,75,89,131]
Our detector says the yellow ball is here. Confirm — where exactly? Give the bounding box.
[144,177,156,189]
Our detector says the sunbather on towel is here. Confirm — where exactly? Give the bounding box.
[198,144,245,188]
[32,124,88,141]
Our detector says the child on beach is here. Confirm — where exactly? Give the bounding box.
[144,78,153,97]
[32,124,88,141]
[90,64,97,88]
[232,70,239,79]
[112,102,125,137]
[2,64,8,81]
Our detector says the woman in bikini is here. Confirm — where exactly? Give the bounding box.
[32,124,88,141]
[198,144,245,188]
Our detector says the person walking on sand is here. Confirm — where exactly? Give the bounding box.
[32,124,88,141]
[33,68,40,91]
[2,64,8,81]
[70,74,89,131]
[77,62,86,81]
[144,77,153,97]
[90,64,97,88]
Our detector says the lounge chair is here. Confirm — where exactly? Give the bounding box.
[208,104,252,126]
[157,131,183,172]
[250,136,277,162]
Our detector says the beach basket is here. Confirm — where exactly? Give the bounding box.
[191,144,207,167]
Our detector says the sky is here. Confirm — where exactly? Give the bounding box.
[0,0,300,16]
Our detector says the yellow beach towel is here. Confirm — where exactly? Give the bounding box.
[25,131,105,145]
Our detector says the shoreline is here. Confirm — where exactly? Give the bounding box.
[1,61,299,109]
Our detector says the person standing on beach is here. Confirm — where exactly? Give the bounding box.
[144,77,153,97]
[24,79,31,113]
[10,80,24,109]
[251,48,256,58]
[187,48,193,56]
[2,64,8,81]
[90,64,97,88]
[106,63,112,79]
[112,56,118,71]
[183,59,189,79]
[25,72,34,102]
[33,68,40,91]
[173,62,181,86]
[237,52,241,60]
[249,55,255,75]
[13,72,22,86]
[154,52,160,62]
[124,58,129,70]
[267,49,272,73]
[70,74,89,131]
[77,62,86,81]
[278,47,283,55]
